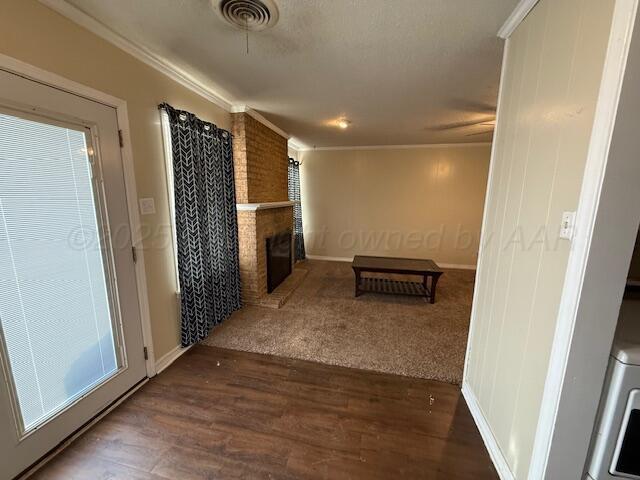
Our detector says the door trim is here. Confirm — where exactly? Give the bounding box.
[0,53,156,377]
[497,0,540,39]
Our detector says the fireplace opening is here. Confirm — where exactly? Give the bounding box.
[266,230,292,293]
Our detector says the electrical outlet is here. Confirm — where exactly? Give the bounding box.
[560,211,576,240]
[139,197,156,215]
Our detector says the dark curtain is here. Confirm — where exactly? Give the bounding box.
[160,103,241,347]
[288,158,306,261]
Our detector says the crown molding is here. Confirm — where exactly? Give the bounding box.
[40,0,307,142]
[287,137,308,152]
[230,105,291,139]
[232,105,313,150]
[40,0,493,153]
[298,142,492,152]
[497,0,540,39]
[40,0,235,110]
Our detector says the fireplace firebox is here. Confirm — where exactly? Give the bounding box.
[266,230,292,293]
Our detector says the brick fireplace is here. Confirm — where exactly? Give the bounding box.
[232,112,294,305]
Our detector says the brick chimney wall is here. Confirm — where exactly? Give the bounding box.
[232,113,289,203]
[232,112,293,304]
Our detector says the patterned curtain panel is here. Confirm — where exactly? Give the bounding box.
[160,103,241,346]
[288,158,306,261]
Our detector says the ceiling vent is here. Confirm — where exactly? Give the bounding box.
[216,0,279,31]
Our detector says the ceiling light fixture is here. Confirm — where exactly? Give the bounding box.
[323,117,352,130]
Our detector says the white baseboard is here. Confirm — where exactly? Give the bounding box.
[461,382,515,480]
[305,254,476,270]
[305,254,352,262]
[154,344,192,375]
[437,263,477,270]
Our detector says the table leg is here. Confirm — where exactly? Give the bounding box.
[354,269,361,297]
[430,274,441,304]
[423,274,429,301]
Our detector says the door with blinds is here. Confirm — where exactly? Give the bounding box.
[0,68,147,479]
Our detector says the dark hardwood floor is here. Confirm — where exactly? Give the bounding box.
[32,346,497,479]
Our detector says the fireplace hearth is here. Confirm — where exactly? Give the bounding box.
[266,230,292,293]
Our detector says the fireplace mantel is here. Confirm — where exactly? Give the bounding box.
[236,201,297,211]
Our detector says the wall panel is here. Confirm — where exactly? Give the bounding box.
[464,0,616,477]
[299,145,491,267]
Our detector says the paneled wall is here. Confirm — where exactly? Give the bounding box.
[299,144,491,267]
[463,0,616,477]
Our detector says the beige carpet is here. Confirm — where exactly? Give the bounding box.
[201,260,475,384]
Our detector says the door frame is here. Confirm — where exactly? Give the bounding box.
[0,53,156,378]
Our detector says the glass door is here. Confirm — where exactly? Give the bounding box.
[0,111,122,433]
[0,69,146,479]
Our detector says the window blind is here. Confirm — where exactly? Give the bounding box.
[0,112,118,431]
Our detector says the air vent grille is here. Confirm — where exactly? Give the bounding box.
[217,0,279,31]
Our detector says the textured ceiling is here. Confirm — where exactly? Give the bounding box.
[61,0,517,147]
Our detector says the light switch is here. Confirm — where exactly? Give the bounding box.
[560,211,576,240]
[139,197,156,215]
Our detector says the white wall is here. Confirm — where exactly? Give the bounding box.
[299,145,491,267]
[463,0,616,478]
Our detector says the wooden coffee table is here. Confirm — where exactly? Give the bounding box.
[351,255,443,304]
